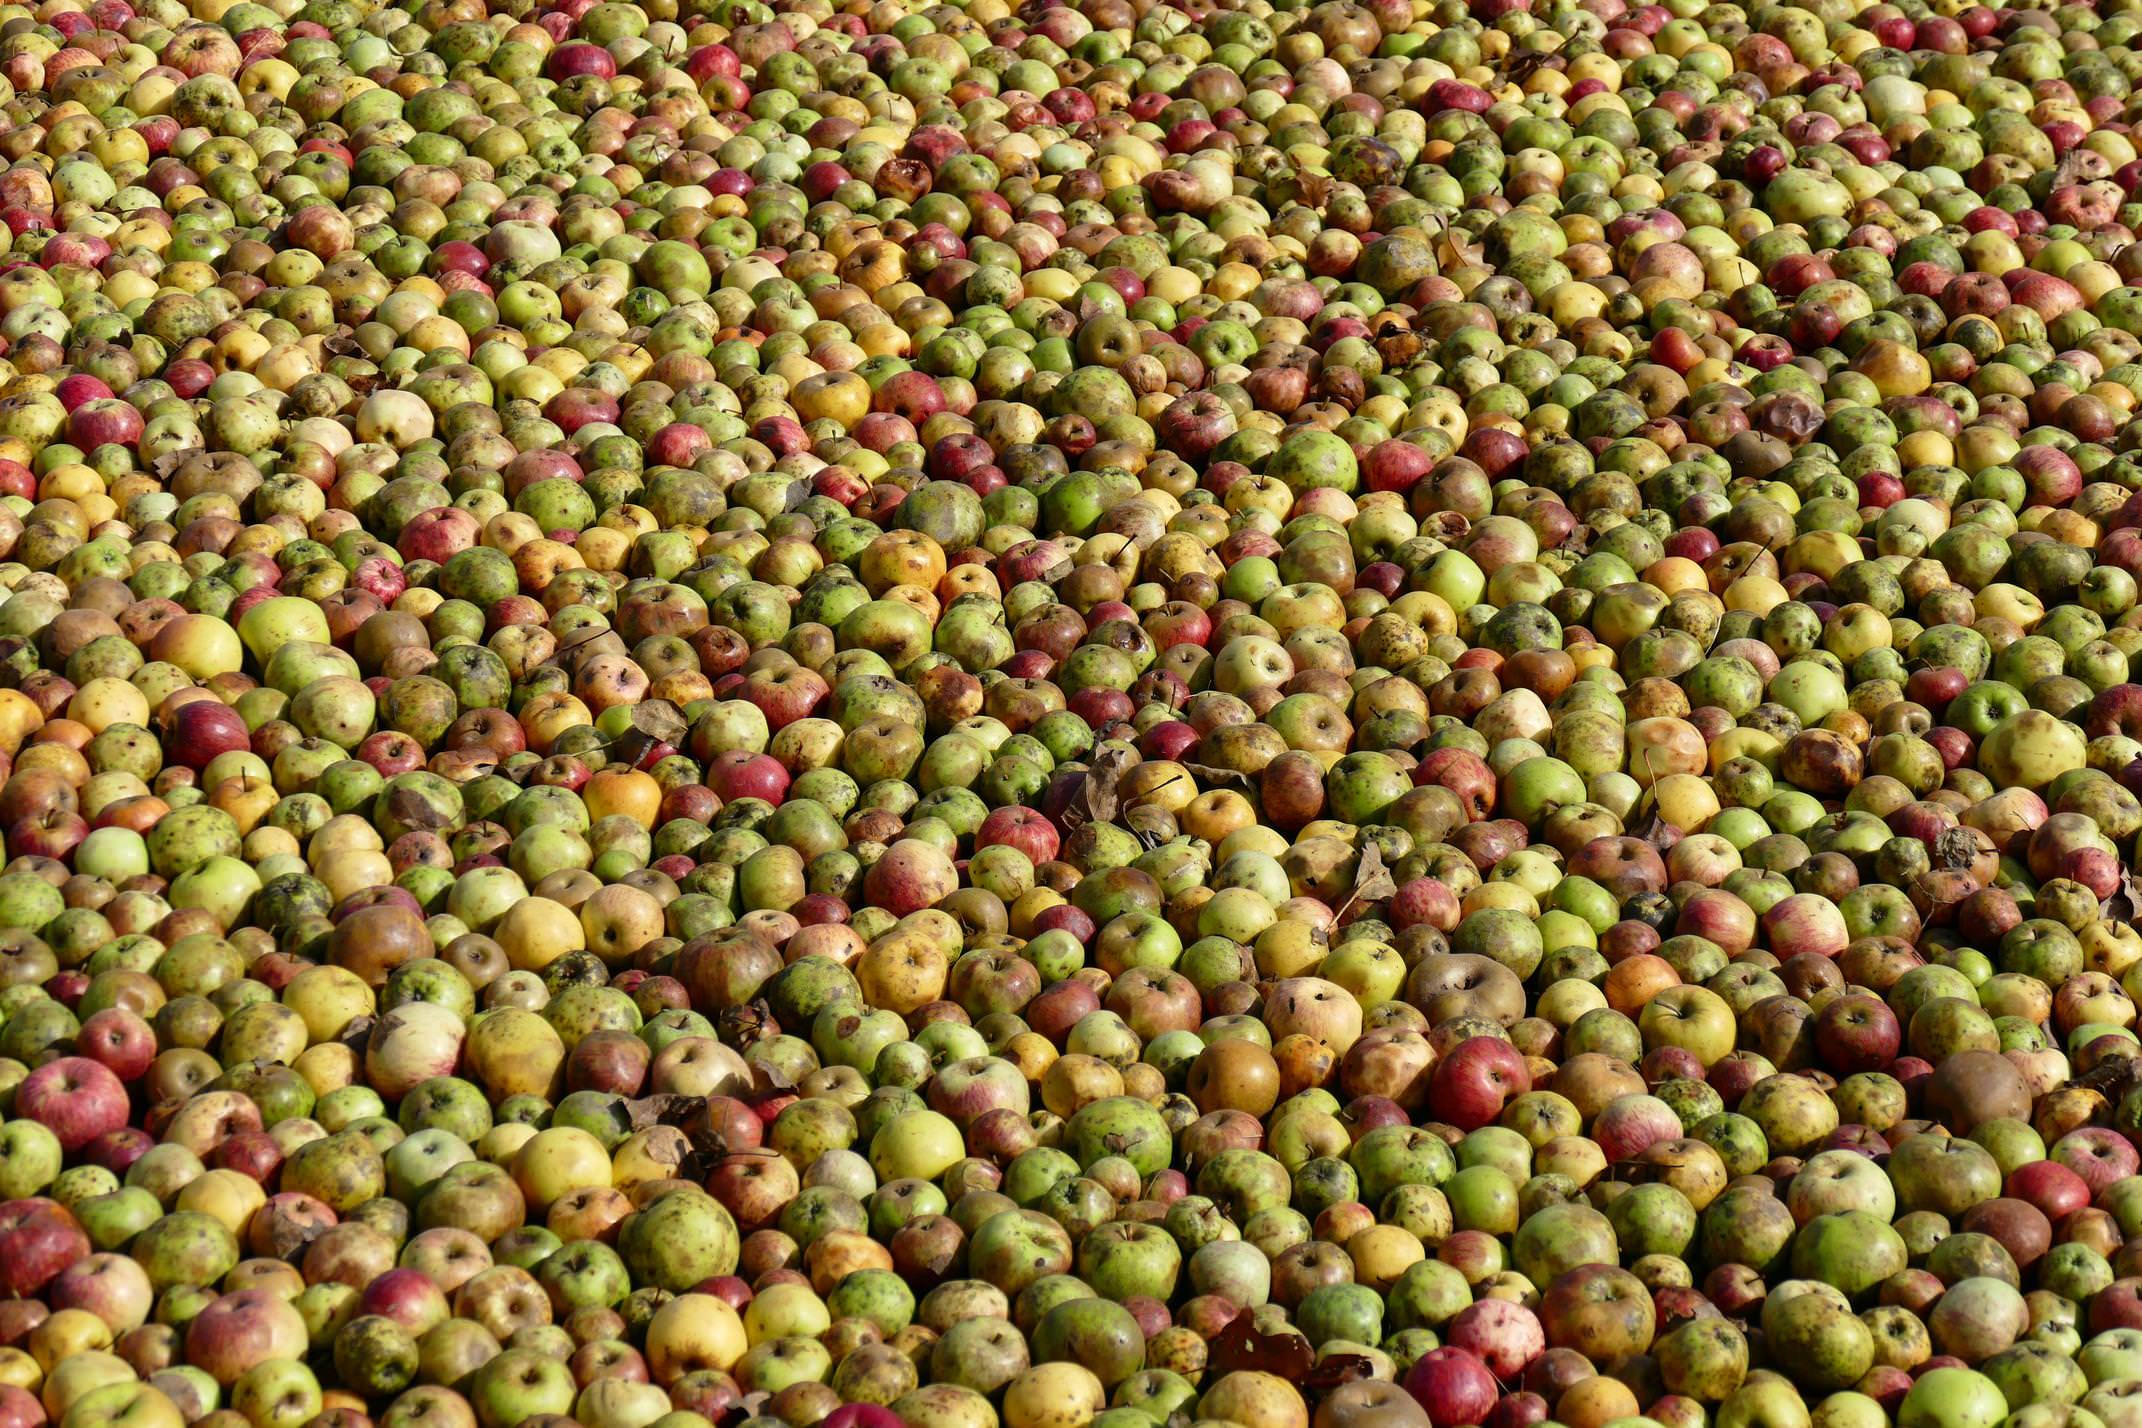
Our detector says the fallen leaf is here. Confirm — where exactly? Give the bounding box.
[623,1094,709,1132]
[751,1057,797,1096]
[1352,842,1396,902]
[2104,868,2142,925]
[1125,803,1174,847]
[1626,807,1677,849]
[2075,1059,2136,1103]
[1208,1314,1313,1380]
[1504,49,1551,81]
[631,700,689,745]
[1074,746,1135,826]
[1333,842,1397,920]
[1184,762,1254,793]
[681,1118,733,1183]
[1302,1354,1379,1394]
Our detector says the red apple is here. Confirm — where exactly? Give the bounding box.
[1430,1038,1530,1132]
[74,1010,156,1082]
[15,1057,130,1151]
[1405,1347,1498,1428]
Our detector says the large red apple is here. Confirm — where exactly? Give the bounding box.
[166,698,251,772]
[74,1009,157,1083]
[1812,993,1900,1073]
[1430,1037,1530,1131]
[975,806,1060,866]
[15,1057,130,1151]
[1446,1299,1544,1379]
[1405,1347,1498,1428]
[2007,1160,2091,1221]
[0,1201,89,1298]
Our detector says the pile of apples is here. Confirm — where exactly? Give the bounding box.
[0,0,2141,1426]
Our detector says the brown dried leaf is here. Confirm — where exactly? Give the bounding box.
[751,1057,797,1096]
[1503,50,1547,81]
[1302,1354,1379,1394]
[679,1110,734,1180]
[1208,1314,1313,1380]
[2104,869,2142,925]
[1125,803,1174,848]
[631,699,689,746]
[2076,1057,2138,1101]
[682,1149,728,1184]
[1081,746,1135,826]
[1351,841,1397,904]
[1184,762,1254,794]
[608,728,661,767]
[624,1094,708,1132]
[1627,807,1677,849]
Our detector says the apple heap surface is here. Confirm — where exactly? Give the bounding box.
[3,1,2142,1428]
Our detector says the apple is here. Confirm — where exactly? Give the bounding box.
[1405,1348,1498,1428]
[0,1200,90,1298]
[1430,1038,1530,1131]
[643,1294,746,1384]
[15,1058,130,1152]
